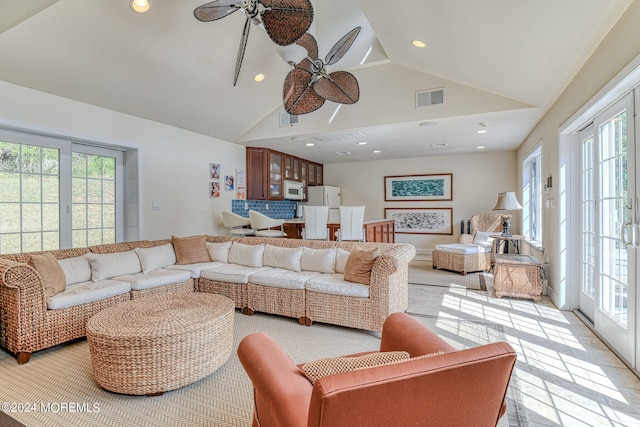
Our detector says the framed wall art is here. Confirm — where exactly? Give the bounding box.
[384,207,453,235]
[209,163,221,180]
[384,173,452,201]
[209,181,220,198]
[224,175,234,191]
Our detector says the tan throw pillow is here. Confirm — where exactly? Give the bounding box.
[301,351,410,384]
[29,253,67,298]
[343,248,380,285]
[172,235,211,265]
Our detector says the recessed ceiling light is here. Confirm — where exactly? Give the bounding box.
[419,121,438,127]
[372,150,381,154]
[305,143,315,147]
[476,146,486,149]
[254,73,265,82]
[412,39,426,48]
[357,141,368,145]
[476,129,488,134]
[130,0,150,13]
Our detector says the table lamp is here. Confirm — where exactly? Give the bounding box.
[492,191,523,236]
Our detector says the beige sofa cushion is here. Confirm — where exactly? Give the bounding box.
[135,243,176,273]
[207,241,232,263]
[344,248,380,285]
[229,242,265,268]
[301,247,336,273]
[58,255,92,285]
[86,250,142,281]
[264,245,303,272]
[335,248,350,274]
[46,279,131,310]
[172,235,211,265]
[29,253,67,298]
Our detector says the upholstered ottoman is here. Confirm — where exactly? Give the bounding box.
[432,244,493,275]
[86,293,234,395]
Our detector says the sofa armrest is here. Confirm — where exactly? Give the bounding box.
[380,312,455,356]
[238,333,313,427]
[0,259,47,353]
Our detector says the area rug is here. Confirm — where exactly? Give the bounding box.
[409,260,493,290]
[0,311,525,427]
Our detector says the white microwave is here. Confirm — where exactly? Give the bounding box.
[284,180,305,200]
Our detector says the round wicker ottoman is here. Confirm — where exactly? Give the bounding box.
[86,293,234,396]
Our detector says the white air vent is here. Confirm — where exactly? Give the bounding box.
[334,151,352,156]
[430,143,448,148]
[279,112,300,127]
[315,132,365,142]
[416,88,445,109]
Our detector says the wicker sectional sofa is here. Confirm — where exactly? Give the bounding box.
[0,235,415,364]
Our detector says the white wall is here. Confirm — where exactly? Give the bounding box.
[324,150,516,252]
[516,2,640,308]
[0,81,244,240]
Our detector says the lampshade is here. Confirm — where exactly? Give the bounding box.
[493,191,523,211]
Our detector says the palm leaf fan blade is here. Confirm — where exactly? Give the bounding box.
[283,69,325,115]
[194,0,240,21]
[313,71,359,104]
[261,0,314,46]
[325,27,361,65]
[293,33,318,71]
[233,18,251,86]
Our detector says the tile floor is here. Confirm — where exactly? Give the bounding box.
[408,281,640,426]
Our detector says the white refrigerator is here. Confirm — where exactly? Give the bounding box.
[306,185,341,222]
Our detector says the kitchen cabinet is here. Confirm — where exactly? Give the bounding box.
[246,148,321,200]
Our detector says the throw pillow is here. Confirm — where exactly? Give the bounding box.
[28,253,67,298]
[207,241,233,263]
[172,235,211,265]
[263,245,303,272]
[301,247,336,273]
[473,231,495,246]
[57,254,92,285]
[301,351,410,384]
[343,248,380,285]
[86,250,142,281]
[135,243,177,274]
[228,242,265,268]
[334,248,350,274]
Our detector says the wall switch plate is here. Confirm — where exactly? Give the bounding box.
[265,204,269,210]
[152,201,161,210]
[244,203,248,210]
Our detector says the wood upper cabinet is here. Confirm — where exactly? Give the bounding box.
[246,147,268,200]
[268,150,283,200]
[246,147,320,200]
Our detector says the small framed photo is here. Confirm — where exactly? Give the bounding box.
[224,175,234,191]
[384,173,452,201]
[209,181,220,198]
[385,207,453,235]
[236,188,246,200]
[209,163,221,180]
[235,169,246,187]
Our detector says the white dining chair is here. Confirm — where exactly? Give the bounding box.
[302,206,329,240]
[221,210,255,236]
[249,210,286,237]
[335,206,365,241]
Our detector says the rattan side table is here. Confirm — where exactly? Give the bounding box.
[86,293,234,395]
[493,254,542,301]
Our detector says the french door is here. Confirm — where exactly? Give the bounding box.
[579,91,638,367]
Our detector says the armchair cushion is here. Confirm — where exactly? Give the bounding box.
[301,351,410,384]
[473,231,495,246]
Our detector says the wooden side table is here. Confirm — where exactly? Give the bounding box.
[493,254,542,301]
[490,234,524,254]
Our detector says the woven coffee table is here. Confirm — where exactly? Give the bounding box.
[86,293,234,396]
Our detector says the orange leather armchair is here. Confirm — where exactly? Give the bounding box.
[238,312,517,427]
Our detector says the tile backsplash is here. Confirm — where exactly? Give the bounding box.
[231,199,298,219]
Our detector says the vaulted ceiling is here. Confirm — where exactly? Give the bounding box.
[0,0,633,163]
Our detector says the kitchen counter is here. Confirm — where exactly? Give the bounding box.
[283,219,395,243]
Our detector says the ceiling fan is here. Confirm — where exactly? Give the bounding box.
[194,0,314,86]
[283,27,361,115]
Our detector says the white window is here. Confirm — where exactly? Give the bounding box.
[0,129,128,254]
[522,145,542,242]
